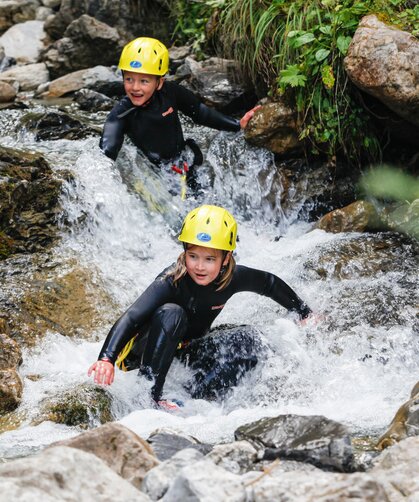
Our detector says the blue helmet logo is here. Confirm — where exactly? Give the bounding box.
[130,60,142,69]
[197,232,211,242]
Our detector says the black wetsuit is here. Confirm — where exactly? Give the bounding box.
[98,263,312,401]
[99,80,241,164]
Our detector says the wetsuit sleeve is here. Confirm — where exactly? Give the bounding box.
[98,278,174,363]
[234,265,312,319]
[170,81,241,132]
[99,99,131,161]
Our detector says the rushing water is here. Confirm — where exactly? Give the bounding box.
[0,104,417,459]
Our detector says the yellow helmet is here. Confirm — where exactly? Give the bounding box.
[118,37,169,76]
[179,205,237,251]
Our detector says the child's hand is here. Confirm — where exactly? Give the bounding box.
[298,313,324,327]
[88,360,115,385]
[240,105,262,129]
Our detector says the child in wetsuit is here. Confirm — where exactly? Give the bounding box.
[99,37,260,172]
[88,205,314,408]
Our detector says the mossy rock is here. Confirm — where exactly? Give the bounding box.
[38,384,114,429]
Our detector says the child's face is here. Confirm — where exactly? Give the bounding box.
[185,245,230,286]
[123,71,163,106]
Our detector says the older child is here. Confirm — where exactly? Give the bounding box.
[88,205,313,408]
[99,37,260,189]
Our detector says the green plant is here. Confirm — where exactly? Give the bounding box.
[215,0,415,162]
[167,0,227,56]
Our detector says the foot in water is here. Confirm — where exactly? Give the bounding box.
[157,399,184,411]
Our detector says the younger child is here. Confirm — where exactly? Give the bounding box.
[88,205,314,408]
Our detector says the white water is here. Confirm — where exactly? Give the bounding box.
[0,107,417,459]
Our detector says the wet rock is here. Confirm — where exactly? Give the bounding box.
[43,15,123,79]
[0,256,116,346]
[0,80,16,102]
[0,445,149,501]
[38,384,114,428]
[0,62,49,92]
[180,324,266,400]
[244,99,303,156]
[207,440,258,474]
[0,368,23,413]
[74,88,115,111]
[181,56,253,113]
[277,158,358,221]
[345,15,419,129]
[315,200,379,233]
[376,381,419,450]
[0,20,48,63]
[21,110,97,140]
[0,145,63,256]
[141,448,204,500]
[0,332,22,369]
[235,414,354,472]
[307,233,417,280]
[147,431,212,461]
[53,422,158,489]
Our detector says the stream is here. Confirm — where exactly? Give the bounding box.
[0,103,417,460]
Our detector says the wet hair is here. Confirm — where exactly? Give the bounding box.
[166,248,236,291]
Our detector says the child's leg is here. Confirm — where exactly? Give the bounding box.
[140,303,188,401]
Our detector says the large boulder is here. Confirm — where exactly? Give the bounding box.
[52,422,159,488]
[0,62,49,92]
[45,65,122,98]
[0,145,64,256]
[235,414,354,472]
[0,445,150,501]
[179,56,254,113]
[0,20,48,63]
[43,15,123,79]
[44,0,172,43]
[345,15,419,128]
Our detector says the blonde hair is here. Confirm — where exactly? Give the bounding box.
[167,249,236,291]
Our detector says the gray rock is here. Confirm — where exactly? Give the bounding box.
[52,422,158,489]
[235,414,354,472]
[161,458,246,502]
[207,440,258,474]
[0,445,151,501]
[142,448,204,500]
[345,15,419,128]
[147,431,212,461]
[0,62,49,91]
[0,20,47,63]
[371,436,419,500]
[73,88,115,111]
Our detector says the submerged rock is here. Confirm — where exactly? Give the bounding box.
[21,110,97,140]
[38,383,114,428]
